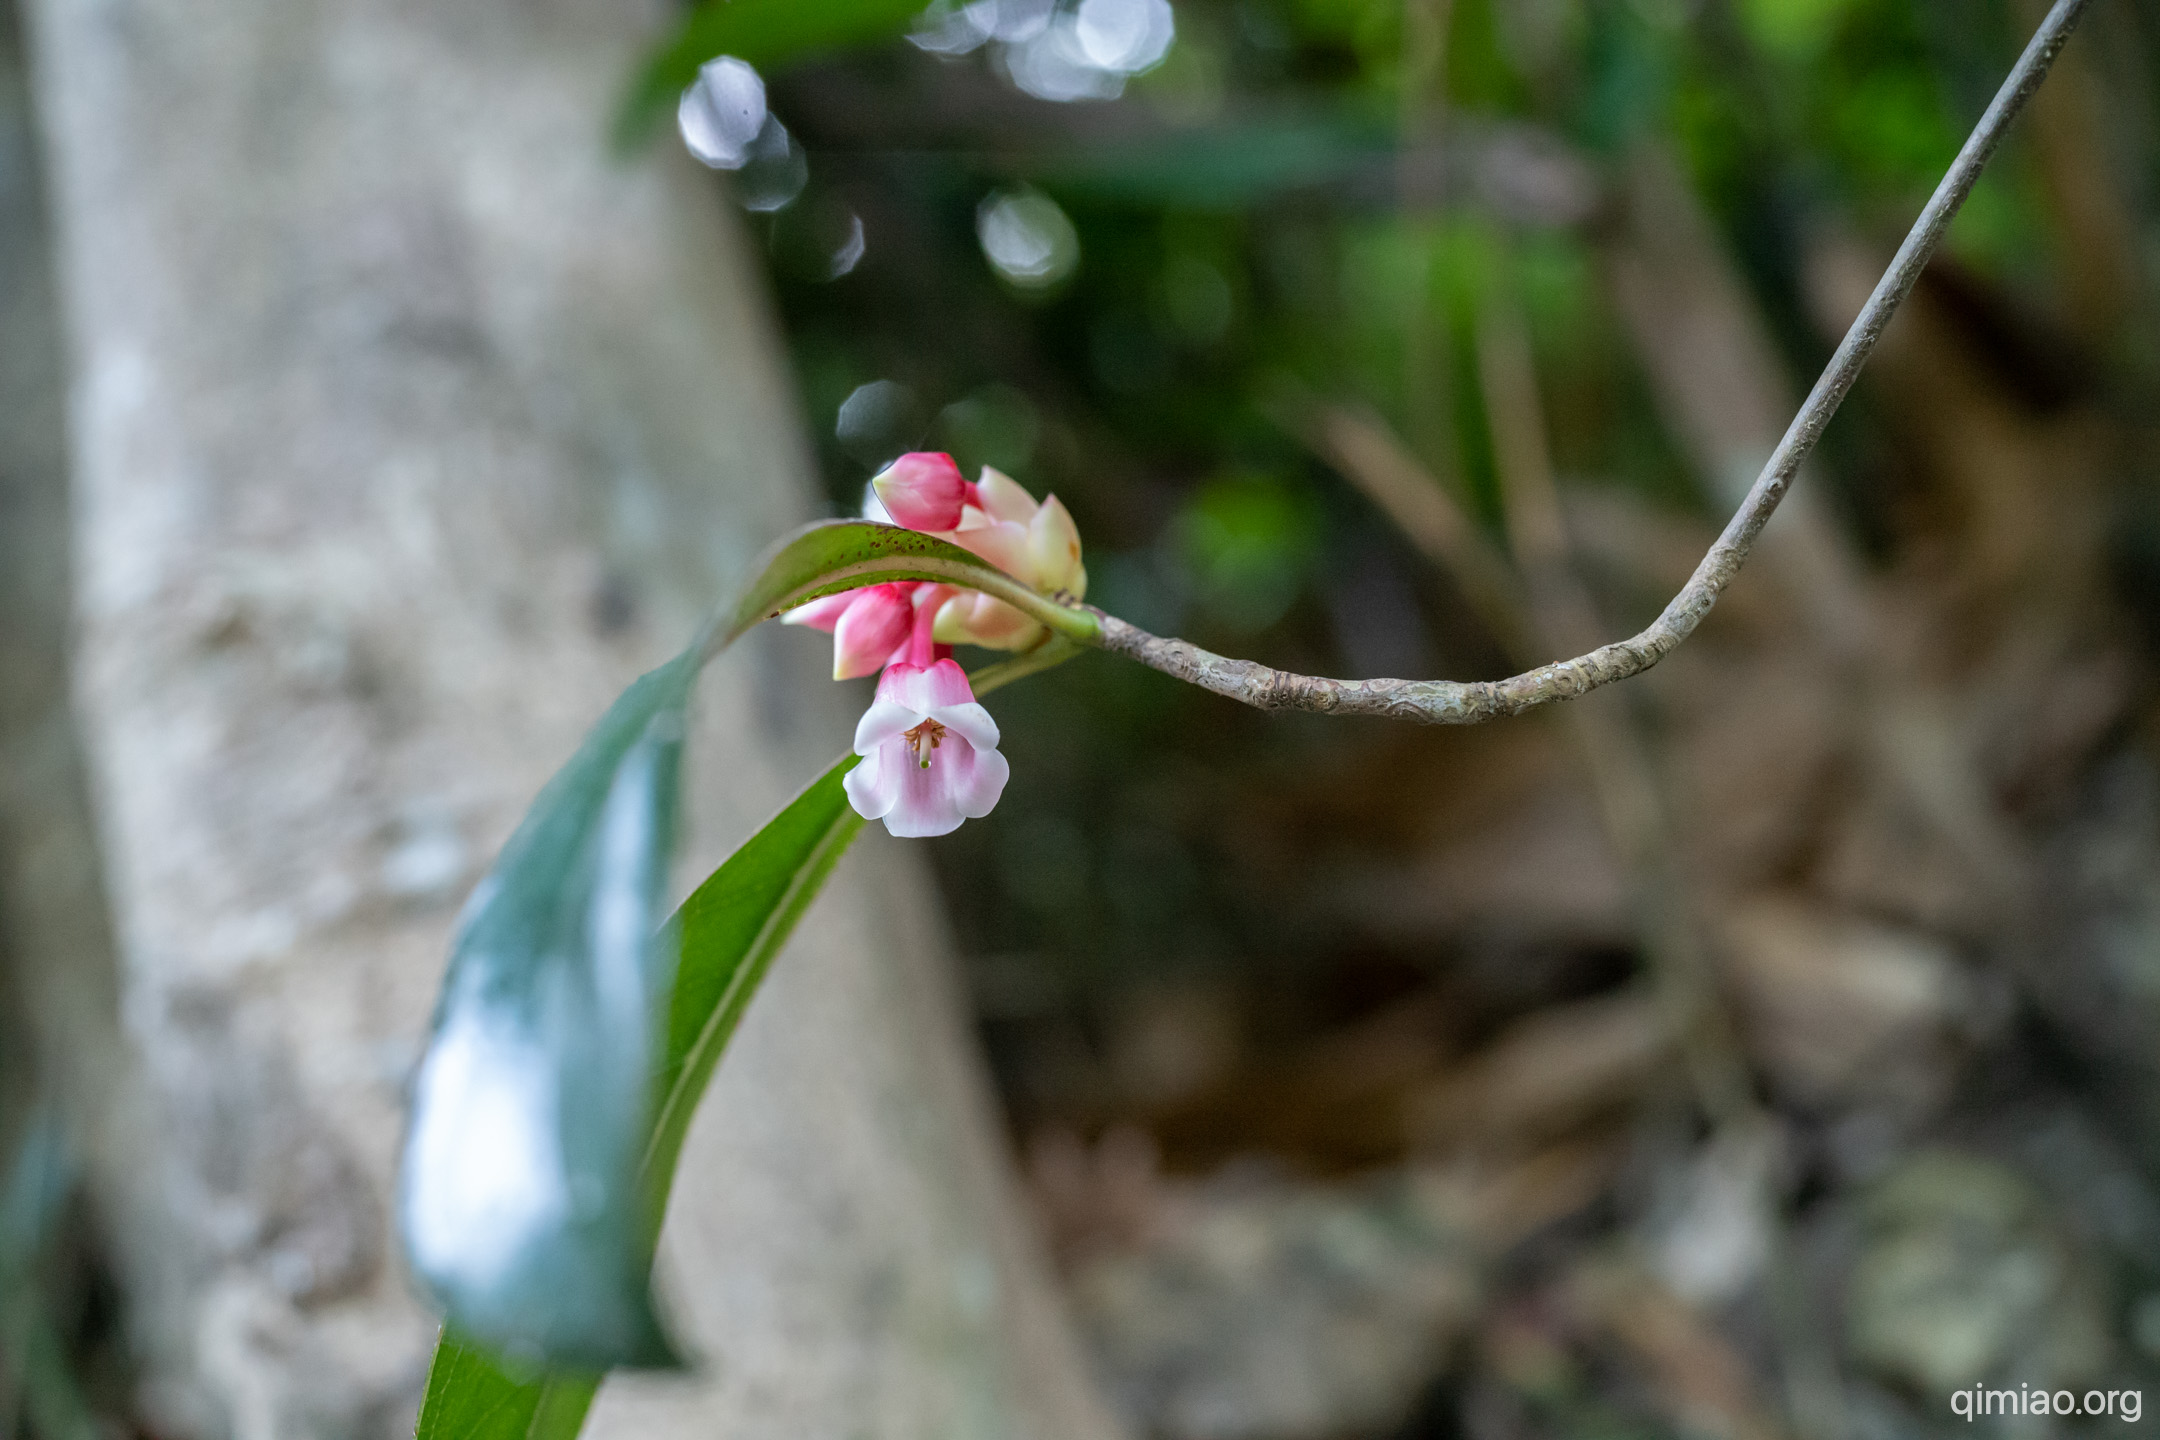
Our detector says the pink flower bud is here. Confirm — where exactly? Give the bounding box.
[830,583,915,680]
[871,452,970,531]
[780,591,859,633]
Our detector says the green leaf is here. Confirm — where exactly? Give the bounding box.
[717,518,1099,650]
[644,755,864,1205]
[1020,118,1390,209]
[617,0,926,147]
[413,1337,599,1440]
[411,755,866,1436]
[398,653,697,1371]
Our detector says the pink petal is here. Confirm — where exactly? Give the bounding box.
[877,658,976,712]
[832,584,913,679]
[871,452,968,531]
[781,591,857,633]
[842,745,904,821]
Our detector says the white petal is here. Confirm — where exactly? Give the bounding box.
[975,467,1039,524]
[951,742,1010,820]
[928,701,999,752]
[852,700,921,755]
[881,755,966,838]
[843,746,903,820]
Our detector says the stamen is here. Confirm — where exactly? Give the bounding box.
[903,719,947,770]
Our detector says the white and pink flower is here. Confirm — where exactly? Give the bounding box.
[785,452,1089,836]
[842,659,1009,838]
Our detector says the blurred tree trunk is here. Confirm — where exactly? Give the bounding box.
[18,0,1122,1437]
[0,0,127,1234]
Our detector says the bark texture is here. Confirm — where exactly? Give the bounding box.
[21,0,1121,1435]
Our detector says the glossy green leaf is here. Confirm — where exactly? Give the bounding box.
[412,755,865,1437]
[717,518,1099,650]
[618,0,925,147]
[398,653,696,1371]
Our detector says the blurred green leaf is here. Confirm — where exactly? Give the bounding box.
[618,0,926,147]
[2,1114,99,1440]
[414,755,865,1438]
[1026,119,1385,209]
[400,654,698,1371]
[1175,473,1325,634]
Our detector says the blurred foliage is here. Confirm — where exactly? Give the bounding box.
[715,0,2101,1028]
[665,0,2160,1436]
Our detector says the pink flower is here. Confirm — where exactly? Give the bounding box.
[871,452,971,531]
[843,659,1009,837]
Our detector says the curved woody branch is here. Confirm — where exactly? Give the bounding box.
[1077,0,2093,725]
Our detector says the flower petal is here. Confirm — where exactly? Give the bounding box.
[975,467,1039,524]
[842,744,904,821]
[878,658,976,712]
[1027,494,1084,594]
[871,452,968,531]
[927,701,999,752]
[880,750,967,838]
[832,585,912,679]
[780,592,856,633]
[947,741,1010,821]
[947,518,1032,582]
[933,592,1042,650]
[852,699,920,755]
[969,600,1044,650]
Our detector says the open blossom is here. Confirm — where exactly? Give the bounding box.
[842,659,1009,837]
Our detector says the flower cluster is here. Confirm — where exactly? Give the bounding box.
[785,453,1084,838]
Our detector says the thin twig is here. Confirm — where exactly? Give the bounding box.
[1083,0,2092,723]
